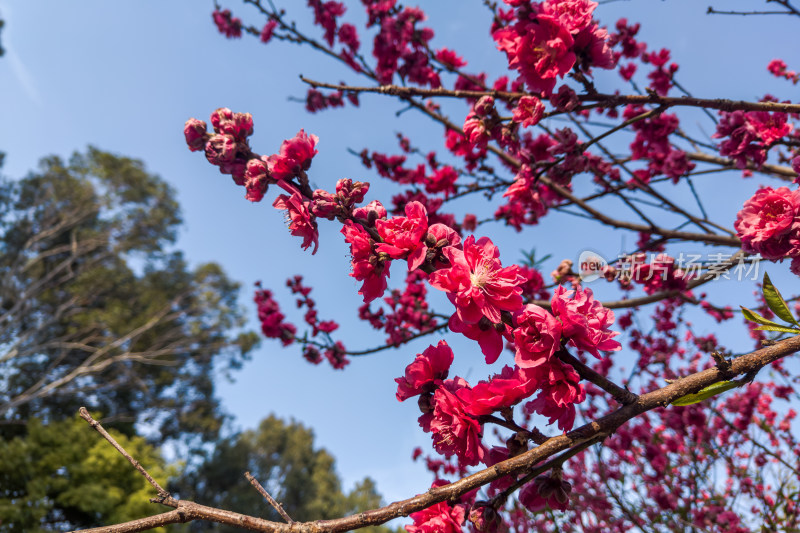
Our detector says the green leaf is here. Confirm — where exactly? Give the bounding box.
[740,306,782,327]
[753,325,800,334]
[671,381,740,406]
[762,272,799,326]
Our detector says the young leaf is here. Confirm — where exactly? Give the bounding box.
[672,381,740,406]
[762,272,799,326]
[740,306,782,327]
[753,325,800,334]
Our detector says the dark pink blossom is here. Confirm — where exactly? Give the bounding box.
[273,190,320,254]
[395,340,454,401]
[513,304,563,368]
[342,220,390,303]
[204,134,237,165]
[540,0,598,34]
[519,472,572,512]
[426,166,458,197]
[243,158,271,202]
[495,15,576,95]
[376,201,429,270]
[551,285,621,357]
[430,236,525,324]
[260,20,278,43]
[268,129,320,181]
[525,358,585,431]
[734,186,800,260]
[212,9,242,38]
[337,23,360,51]
[184,119,209,152]
[460,365,538,416]
[427,378,486,466]
[435,47,467,69]
[448,313,505,364]
[512,96,546,128]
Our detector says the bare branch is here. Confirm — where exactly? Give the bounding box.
[245,472,295,524]
[78,408,170,500]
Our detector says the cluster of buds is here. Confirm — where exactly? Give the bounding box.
[184,108,256,189]
[311,179,370,220]
[463,96,515,148]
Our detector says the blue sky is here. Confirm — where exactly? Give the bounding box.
[1,0,799,514]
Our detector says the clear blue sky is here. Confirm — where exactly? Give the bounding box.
[1,0,798,510]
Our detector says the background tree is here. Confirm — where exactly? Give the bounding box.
[0,414,173,533]
[0,147,258,444]
[174,415,397,533]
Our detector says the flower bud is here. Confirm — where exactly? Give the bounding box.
[418,392,434,414]
[184,119,209,152]
[210,107,234,132]
[205,134,237,165]
[312,189,339,219]
[468,502,502,532]
[473,95,496,117]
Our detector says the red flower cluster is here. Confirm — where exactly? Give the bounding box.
[254,282,296,346]
[494,0,614,96]
[212,9,242,38]
[735,186,800,264]
[714,110,793,170]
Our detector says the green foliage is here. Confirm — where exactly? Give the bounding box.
[0,415,174,532]
[740,272,800,335]
[671,381,740,406]
[675,272,800,407]
[173,415,399,533]
[0,147,257,445]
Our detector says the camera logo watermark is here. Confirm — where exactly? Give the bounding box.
[577,251,762,283]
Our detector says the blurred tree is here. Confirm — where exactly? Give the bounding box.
[173,415,399,533]
[0,147,258,446]
[0,414,174,532]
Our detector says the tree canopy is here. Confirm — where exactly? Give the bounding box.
[0,415,173,533]
[174,415,398,533]
[0,148,258,444]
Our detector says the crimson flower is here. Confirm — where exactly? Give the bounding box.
[550,284,621,357]
[268,129,319,181]
[272,189,319,254]
[460,365,538,416]
[376,201,429,270]
[341,220,390,303]
[395,340,454,401]
[513,304,563,368]
[427,378,486,466]
[429,235,525,324]
[735,186,800,261]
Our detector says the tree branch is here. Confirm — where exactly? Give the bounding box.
[73,335,800,533]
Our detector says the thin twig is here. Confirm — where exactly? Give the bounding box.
[245,472,295,524]
[558,351,638,405]
[78,407,171,500]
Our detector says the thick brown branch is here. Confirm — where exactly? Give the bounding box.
[75,335,800,533]
[71,510,188,533]
[299,77,800,114]
[687,151,797,180]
